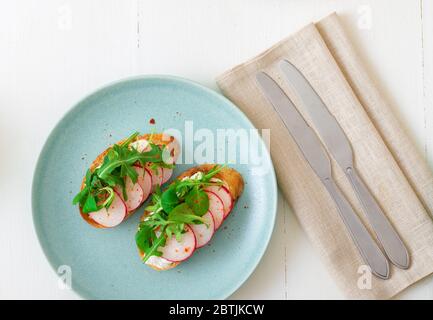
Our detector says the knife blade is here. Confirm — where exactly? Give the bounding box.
[280,59,409,269]
[256,71,389,279]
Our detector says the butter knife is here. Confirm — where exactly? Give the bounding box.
[256,72,389,279]
[279,60,409,269]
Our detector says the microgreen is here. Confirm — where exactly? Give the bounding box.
[135,224,167,262]
[185,187,209,216]
[135,165,225,262]
[161,187,179,213]
[72,132,166,214]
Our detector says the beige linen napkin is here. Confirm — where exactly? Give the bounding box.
[217,13,433,299]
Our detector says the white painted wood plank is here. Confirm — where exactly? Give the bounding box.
[0,0,138,299]
[422,0,433,167]
[336,0,426,155]
[0,0,430,299]
[398,0,433,300]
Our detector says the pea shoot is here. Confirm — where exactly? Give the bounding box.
[136,165,225,263]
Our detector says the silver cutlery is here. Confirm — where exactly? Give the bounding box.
[279,60,409,270]
[256,72,390,279]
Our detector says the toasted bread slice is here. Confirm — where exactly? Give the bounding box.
[140,164,244,270]
[79,133,179,228]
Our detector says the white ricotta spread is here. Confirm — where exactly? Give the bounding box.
[129,139,149,153]
[145,255,173,269]
[143,229,174,268]
[181,171,204,181]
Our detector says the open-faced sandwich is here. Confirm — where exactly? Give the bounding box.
[135,164,244,270]
[72,132,179,228]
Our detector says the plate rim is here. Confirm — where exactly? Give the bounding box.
[31,74,278,300]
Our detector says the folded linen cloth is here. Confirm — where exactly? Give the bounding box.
[216,13,433,299]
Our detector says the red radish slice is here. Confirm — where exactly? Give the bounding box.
[162,139,180,165]
[204,185,233,218]
[129,139,150,153]
[189,212,215,248]
[146,164,163,189]
[161,168,173,184]
[161,226,196,262]
[205,191,224,229]
[115,176,144,212]
[89,192,127,228]
[134,166,152,202]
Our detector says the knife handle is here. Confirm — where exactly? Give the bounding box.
[322,177,390,279]
[345,167,410,269]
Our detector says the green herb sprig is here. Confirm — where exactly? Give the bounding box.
[72,132,167,213]
[136,165,225,263]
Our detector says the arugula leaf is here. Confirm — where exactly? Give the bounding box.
[146,168,221,231]
[120,131,140,147]
[98,187,115,208]
[97,145,160,181]
[73,170,99,213]
[142,232,166,263]
[133,165,226,259]
[100,172,124,187]
[185,187,209,216]
[73,132,169,214]
[161,186,180,213]
[168,203,206,224]
[136,223,167,263]
[72,187,88,206]
[145,191,163,214]
[135,223,153,252]
[202,164,225,182]
[120,161,138,184]
[72,169,93,206]
[85,169,92,185]
[166,223,186,242]
[82,194,98,213]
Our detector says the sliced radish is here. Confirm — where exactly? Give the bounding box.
[204,185,233,218]
[205,191,224,229]
[134,166,152,202]
[146,164,163,189]
[189,211,215,248]
[115,176,144,212]
[161,167,173,184]
[129,139,150,153]
[162,139,180,165]
[89,192,127,228]
[160,226,196,262]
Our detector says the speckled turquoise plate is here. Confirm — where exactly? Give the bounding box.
[32,75,277,300]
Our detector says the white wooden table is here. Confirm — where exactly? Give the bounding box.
[1,0,432,299]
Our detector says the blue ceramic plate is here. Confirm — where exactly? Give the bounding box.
[32,76,277,299]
